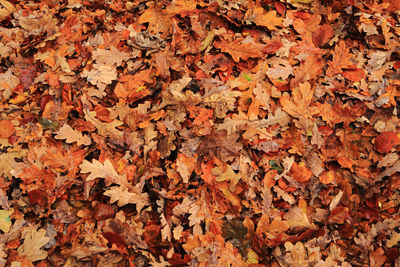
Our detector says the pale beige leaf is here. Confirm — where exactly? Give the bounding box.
[81,63,117,87]
[80,159,129,188]
[17,228,50,262]
[104,186,149,213]
[92,46,137,66]
[55,124,92,146]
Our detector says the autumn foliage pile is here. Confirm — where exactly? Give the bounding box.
[1,0,400,266]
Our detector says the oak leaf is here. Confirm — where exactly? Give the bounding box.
[104,186,149,212]
[253,8,283,30]
[326,40,354,77]
[80,159,129,188]
[280,82,318,134]
[214,39,264,62]
[81,63,118,90]
[0,209,13,233]
[17,228,50,262]
[176,153,197,183]
[54,124,92,146]
[84,109,123,142]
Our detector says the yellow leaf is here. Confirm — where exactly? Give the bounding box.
[0,209,13,233]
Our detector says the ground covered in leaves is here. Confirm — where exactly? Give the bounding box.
[0,0,400,266]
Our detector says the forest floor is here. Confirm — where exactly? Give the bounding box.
[0,0,400,266]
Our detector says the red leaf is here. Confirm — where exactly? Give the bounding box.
[94,203,115,220]
[342,68,366,82]
[312,24,334,47]
[375,131,399,153]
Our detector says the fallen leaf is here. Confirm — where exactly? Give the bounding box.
[54,124,92,146]
[17,228,50,262]
[214,39,264,62]
[0,120,15,138]
[0,209,13,233]
[253,8,283,30]
[375,131,399,154]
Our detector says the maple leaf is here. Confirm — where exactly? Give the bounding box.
[17,227,50,262]
[54,124,92,146]
[280,82,318,134]
[214,39,264,62]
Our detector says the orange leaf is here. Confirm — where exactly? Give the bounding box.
[342,68,366,82]
[176,153,197,183]
[312,24,334,47]
[375,131,399,154]
[338,156,354,170]
[280,81,318,133]
[0,120,15,138]
[214,39,264,62]
[319,170,335,184]
[326,40,354,77]
[289,162,312,183]
[253,8,283,30]
[200,161,216,184]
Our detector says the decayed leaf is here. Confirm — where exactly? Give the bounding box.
[17,228,50,262]
[54,124,92,146]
